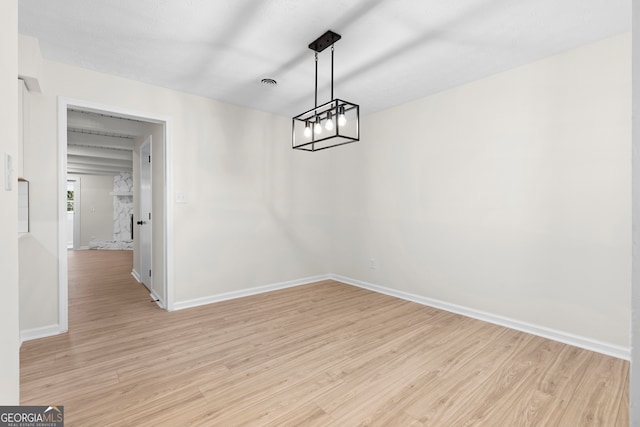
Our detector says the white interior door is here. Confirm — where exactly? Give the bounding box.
[139,136,152,290]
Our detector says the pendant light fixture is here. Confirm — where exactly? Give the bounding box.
[292,30,360,151]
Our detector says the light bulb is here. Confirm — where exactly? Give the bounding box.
[338,106,347,126]
[325,112,334,131]
[303,122,311,138]
[314,121,322,135]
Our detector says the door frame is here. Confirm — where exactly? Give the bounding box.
[57,97,174,333]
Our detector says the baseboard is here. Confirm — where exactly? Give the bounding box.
[172,274,332,311]
[20,324,63,344]
[131,269,141,283]
[331,274,630,361]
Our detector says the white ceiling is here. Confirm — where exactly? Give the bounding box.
[19,0,630,117]
[66,110,149,176]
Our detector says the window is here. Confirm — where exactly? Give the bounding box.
[67,189,74,212]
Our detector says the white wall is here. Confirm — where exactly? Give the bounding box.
[70,174,115,247]
[331,33,631,350]
[0,0,20,404]
[19,47,333,329]
[168,95,333,303]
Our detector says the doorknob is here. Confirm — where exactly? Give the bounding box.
[136,220,147,225]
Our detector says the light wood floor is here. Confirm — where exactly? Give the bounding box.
[21,250,629,426]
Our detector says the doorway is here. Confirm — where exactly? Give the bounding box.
[57,97,173,332]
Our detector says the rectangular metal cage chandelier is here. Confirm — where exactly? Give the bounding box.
[292,30,360,152]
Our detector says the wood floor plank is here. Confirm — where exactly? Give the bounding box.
[265,403,335,427]
[557,352,629,426]
[616,374,630,427]
[20,250,629,426]
[351,325,515,425]
[535,342,593,401]
[444,337,560,425]
[487,388,568,427]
